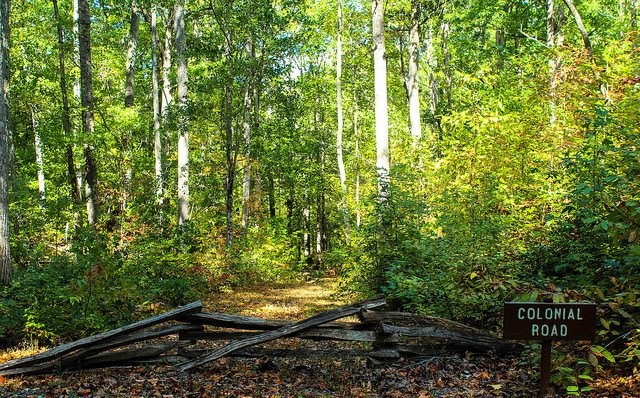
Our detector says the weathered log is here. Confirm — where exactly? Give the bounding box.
[74,342,187,369]
[180,327,398,343]
[177,346,400,360]
[187,312,363,331]
[186,312,290,330]
[362,311,518,353]
[177,297,386,371]
[0,301,202,372]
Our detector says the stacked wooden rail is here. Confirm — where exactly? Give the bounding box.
[0,298,518,376]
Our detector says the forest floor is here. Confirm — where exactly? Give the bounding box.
[0,278,638,397]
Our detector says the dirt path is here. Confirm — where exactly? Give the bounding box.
[0,278,637,397]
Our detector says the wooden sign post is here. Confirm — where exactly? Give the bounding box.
[503,302,597,397]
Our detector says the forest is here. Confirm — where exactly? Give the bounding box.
[0,0,638,394]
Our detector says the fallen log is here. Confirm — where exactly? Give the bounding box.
[74,342,188,369]
[180,327,399,343]
[177,346,400,360]
[177,297,386,371]
[362,311,519,353]
[186,312,290,330]
[0,301,202,373]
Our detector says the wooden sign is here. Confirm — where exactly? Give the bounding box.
[503,302,597,341]
[503,302,597,398]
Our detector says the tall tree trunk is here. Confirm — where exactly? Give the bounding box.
[0,0,9,286]
[406,0,422,144]
[372,0,390,205]
[241,39,254,231]
[562,0,608,99]
[31,105,45,207]
[53,0,82,229]
[547,0,565,127]
[336,0,349,241]
[632,0,638,28]
[78,0,97,225]
[175,1,189,225]
[124,5,139,109]
[441,20,452,109]
[122,3,139,212]
[224,81,235,244]
[151,6,164,212]
[425,24,439,138]
[161,9,173,121]
[561,0,592,58]
[353,97,361,228]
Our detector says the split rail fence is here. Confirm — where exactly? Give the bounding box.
[0,298,518,377]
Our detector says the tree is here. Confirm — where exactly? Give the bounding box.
[176,0,189,225]
[0,0,9,286]
[53,0,82,229]
[406,0,421,144]
[372,0,390,205]
[336,0,349,240]
[78,0,97,225]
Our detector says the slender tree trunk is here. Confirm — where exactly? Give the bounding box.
[161,9,173,121]
[372,0,390,205]
[224,81,235,244]
[78,0,97,225]
[425,24,439,138]
[561,0,592,58]
[547,0,565,127]
[336,0,349,241]
[122,3,139,212]
[124,5,139,109]
[406,0,421,144]
[562,0,608,99]
[31,104,45,206]
[632,0,637,28]
[441,20,452,109]
[0,0,10,286]
[53,0,82,229]
[241,39,254,230]
[175,1,189,225]
[151,6,164,211]
[353,97,361,228]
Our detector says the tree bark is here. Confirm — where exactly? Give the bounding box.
[31,104,45,206]
[161,9,173,120]
[547,0,565,127]
[78,0,97,225]
[122,3,139,213]
[632,0,638,28]
[372,0,390,205]
[175,1,189,225]
[406,0,422,144]
[151,6,164,212]
[561,0,592,58]
[53,0,82,229]
[336,0,349,241]
[0,0,9,286]
[241,39,254,230]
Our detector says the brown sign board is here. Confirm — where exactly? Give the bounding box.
[503,302,597,341]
